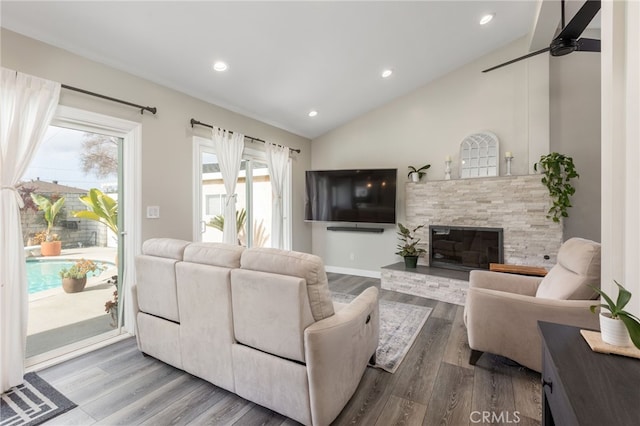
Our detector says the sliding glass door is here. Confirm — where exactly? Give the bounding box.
[21,124,123,363]
[194,137,290,248]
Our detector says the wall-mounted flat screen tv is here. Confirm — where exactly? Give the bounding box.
[305,168,397,224]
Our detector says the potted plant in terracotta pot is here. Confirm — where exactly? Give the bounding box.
[590,281,640,349]
[30,193,65,256]
[59,258,104,293]
[395,223,426,268]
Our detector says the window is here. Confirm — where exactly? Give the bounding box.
[205,194,225,216]
[193,136,291,249]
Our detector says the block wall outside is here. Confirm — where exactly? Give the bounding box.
[405,175,563,269]
[21,196,108,248]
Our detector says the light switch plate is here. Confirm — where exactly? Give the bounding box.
[146,206,160,219]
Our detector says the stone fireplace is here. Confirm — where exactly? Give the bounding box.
[406,175,563,269]
[381,175,562,306]
[430,225,503,271]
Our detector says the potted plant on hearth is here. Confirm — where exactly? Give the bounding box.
[59,258,105,293]
[395,223,426,268]
[408,164,431,182]
[589,281,640,349]
[30,193,65,256]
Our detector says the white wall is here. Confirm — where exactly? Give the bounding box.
[550,29,601,242]
[311,36,551,274]
[1,29,312,252]
[601,1,640,317]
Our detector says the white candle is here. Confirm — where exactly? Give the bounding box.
[505,151,513,158]
[445,155,452,162]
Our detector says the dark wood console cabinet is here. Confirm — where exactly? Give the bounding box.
[538,321,640,426]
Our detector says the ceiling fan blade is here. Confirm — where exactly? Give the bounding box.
[482,47,551,73]
[556,0,601,40]
[576,37,601,52]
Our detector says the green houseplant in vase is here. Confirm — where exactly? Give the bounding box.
[59,258,105,293]
[408,164,431,183]
[30,193,65,256]
[396,223,426,268]
[533,152,579,223]
[589,281,640,349]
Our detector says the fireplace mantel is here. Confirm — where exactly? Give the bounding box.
[406,175,562,268]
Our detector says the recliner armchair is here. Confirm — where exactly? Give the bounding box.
[464,237,601,372]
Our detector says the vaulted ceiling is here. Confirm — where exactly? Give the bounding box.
[2,1,578,139]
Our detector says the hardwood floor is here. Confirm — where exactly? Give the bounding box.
[38,273,541,425]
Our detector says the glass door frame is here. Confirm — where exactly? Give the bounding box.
[192,136,292,249]
[26,106,141,367]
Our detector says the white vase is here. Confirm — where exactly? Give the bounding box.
[599,313,631,347]
[410,172,420,183]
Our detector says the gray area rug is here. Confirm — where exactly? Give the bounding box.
[332,293,432,373]
[1,372,76,426]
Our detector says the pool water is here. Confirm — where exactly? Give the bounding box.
[26,259,113,294]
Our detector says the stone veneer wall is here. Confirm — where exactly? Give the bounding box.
[406,175,563,269]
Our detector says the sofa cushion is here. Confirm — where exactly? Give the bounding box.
[240,248,335,321]
[135,254,182,322]
[536,238,601,300]
[183,242,244,268]
[231,269,314,362]
[142,238,190,260]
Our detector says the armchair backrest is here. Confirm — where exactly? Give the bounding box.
[536,237,601,300]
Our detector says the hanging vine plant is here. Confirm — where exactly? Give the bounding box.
[534,152,579,223]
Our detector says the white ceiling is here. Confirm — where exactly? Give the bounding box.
[2,1,544,139]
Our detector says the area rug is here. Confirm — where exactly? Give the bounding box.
[332,292,432,373]
[1,372,76,426]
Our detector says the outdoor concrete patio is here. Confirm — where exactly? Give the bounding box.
[26,247,119,358]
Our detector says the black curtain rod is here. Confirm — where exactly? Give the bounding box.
[62,84,157,115]
[190,118,301,154]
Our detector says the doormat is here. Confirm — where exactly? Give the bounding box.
[1,372,76,426]
[332,293,432,373]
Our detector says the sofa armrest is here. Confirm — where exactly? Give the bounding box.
[304,286,379,426]
[469,270,542,296]
[465,287,599,372]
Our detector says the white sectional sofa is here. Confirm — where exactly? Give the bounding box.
[133,238,379,426]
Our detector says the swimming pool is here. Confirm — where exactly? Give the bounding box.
[26,259,114,294]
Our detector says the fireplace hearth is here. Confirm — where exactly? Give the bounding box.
[429,225,503,271]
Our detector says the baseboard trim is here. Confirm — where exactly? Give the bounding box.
[325,265,381,279]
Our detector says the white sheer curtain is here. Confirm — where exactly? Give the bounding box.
[213,127,245,245]
[0,68,60,391]
[266,143,289,249]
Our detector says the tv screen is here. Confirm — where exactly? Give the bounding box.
[305,168,397,224]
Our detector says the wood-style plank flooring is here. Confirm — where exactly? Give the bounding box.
[38,273,541,425]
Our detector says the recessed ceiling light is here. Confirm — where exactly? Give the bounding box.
[480,14,494,25]
[213,61,228,72]
[308,110,318,117]
[381,69,393,78]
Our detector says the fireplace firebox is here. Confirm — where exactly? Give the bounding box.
[429,225,503,271]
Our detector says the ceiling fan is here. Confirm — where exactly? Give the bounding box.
[483,0,601,73]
